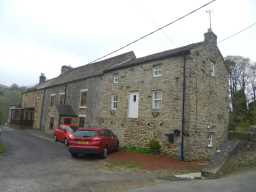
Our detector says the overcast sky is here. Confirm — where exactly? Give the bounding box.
[0,0,255,86]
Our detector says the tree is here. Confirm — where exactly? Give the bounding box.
[225,56,251,110]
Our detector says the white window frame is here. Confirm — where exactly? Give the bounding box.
[78,114,86,128]
[152,90,162,111]
[111,95,118,111]
[208,134,213,147]
[153,64,162,77]
[59,92,65,104]
[80,89,88,108]
[113,74,119,84]
[210,60,215,77]
[50,94,56,106]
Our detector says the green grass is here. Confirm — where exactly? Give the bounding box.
[0,144,5,153]
[122,146,153,154]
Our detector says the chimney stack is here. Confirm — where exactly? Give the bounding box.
[39,73,46,84]
[61,65,72,74]
[204,28,217,45]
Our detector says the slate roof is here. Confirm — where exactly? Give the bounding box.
[106,42,203,72]
[25,41,203,92]
[25,51,136,91]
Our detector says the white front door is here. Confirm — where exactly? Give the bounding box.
[128,92,139,118]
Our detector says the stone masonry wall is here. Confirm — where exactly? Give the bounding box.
[22,91,44,129]
[100,57,185,158]
[184,43,229,160]
[42,85,66,134]
[42,76,103,134]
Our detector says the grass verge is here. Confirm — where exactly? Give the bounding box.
[0,144,5,154]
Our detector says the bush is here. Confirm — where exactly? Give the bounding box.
[148,139,161,154]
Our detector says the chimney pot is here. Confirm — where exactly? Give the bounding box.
[39,73,46,84]
[61,65,72,74]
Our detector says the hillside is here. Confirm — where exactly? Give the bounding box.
[0,84,26,124]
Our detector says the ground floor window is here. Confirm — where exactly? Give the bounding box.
[49,117,54,130]
[152,90,162,111]
[79,117,85,128]
[63,117,72,125]
[111,95,118,111]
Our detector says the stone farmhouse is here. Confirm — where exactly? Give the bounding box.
[8,29,229,160]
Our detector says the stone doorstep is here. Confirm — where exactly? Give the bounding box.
[174,172,202,180]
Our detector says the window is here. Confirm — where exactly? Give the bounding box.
[49,117,54,130]
[50,94,56,106]
[104,130,113,137]
[79,117,85,128]
[153,64,162,77]
[80,89,88,107]
[113,74,119,84]
[208,134,213,147]
[209,59,215,77]
[152,91,162,110]
[59,93,65,104]
[111,95,118,111]
[63,117,72,125]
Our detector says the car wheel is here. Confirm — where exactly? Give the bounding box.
[64,138,69,146]
[70,152,78,158]
[101,147,108,159]
[54,135,57,142]
[115,142,119,152]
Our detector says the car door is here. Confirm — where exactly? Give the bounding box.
[55,127,62,140]
[59,127,66,141]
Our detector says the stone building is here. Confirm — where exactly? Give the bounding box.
[9,29,229,160]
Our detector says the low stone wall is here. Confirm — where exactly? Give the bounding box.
[201,140,240,178]
[219,141,256,175]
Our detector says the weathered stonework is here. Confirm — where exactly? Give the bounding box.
[100,57,185,157]
[19,30,229,160]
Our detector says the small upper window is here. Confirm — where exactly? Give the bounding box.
[209,60,215,77]
[153,64,162,77]
[113,74,119,84]
[50,94,56,106]
[80,89,88,107]
[111,95,118,111]
[152,91,162,111]
[59,93,65,104]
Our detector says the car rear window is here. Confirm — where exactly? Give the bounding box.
[74,130,97,138]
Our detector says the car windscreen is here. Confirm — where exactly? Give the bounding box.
[74,130,97,138]
[66,127,74,133]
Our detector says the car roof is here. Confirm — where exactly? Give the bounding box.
[77,128,109,131]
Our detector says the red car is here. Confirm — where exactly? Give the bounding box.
[68,128,119,158]
[54,125,74,146]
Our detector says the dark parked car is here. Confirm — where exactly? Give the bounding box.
[68,128,119,158]
[54,125,74,146]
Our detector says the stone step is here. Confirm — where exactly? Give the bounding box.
[201,140,240,177]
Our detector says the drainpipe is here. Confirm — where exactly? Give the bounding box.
[181,55,187,161]
[64,84,67,104]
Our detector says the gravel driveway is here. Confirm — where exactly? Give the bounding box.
[0,127,156,192]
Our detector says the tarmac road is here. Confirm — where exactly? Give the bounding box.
[0,127,155,192]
